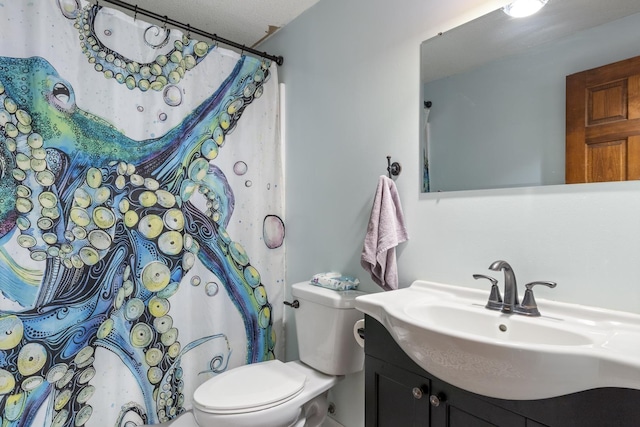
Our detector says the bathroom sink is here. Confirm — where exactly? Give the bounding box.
[355,280,640,400]
[406,302,593,346]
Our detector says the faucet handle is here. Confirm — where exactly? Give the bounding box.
[473,274,502,310]
[517,281,557,316]
[525,281,557,290]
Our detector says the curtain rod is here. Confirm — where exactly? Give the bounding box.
[99,0,284,66]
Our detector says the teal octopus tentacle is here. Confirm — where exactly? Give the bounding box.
[0,50,278,426]
[145,56,272,190]
[182,202,275,363]
[72,5,213,92]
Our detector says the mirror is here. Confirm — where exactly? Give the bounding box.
[420,0,640,192]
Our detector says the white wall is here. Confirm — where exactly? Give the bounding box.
[263,0,640,426]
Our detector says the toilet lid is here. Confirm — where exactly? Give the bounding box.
[193,360,307,414]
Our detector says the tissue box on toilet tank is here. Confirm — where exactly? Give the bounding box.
[310,272,360,291]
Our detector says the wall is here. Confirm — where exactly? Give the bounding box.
[263,0,640,426]
[424,12,640,191]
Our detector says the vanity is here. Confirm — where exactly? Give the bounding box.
[364,316,640,426]
[356,280,640,427]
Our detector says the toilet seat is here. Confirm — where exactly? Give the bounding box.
[193,360,307,415]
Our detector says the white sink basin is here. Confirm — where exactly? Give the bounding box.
[355,280,640,400]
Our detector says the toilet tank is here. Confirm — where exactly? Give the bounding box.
[291,282,366,376]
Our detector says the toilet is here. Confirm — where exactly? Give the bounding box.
[192,282,366,427]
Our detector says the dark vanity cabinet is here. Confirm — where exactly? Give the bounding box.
[365,355,527,426]
[366,358,431,425]
[364,315,640,427]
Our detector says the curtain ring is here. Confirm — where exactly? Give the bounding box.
[133,5,138,21]
[212,34,219,48]
[186,24,191,38]
[163,15,167,30]
[241,45,246,56]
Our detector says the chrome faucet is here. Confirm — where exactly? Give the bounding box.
[479,260,557,316]
[488,260,518,314]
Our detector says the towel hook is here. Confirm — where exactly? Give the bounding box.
[386,156,402,178]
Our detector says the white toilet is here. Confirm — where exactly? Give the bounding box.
[192,282,366,427]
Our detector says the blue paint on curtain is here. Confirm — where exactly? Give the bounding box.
[0,1,283,426]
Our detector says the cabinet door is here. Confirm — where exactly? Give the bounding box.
[430,378,527,427]
[366,356,431,427]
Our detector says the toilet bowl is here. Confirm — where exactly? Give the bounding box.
[193,360,339,427]
[193,282,365,427]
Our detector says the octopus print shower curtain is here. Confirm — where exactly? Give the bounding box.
[0,0,284,425]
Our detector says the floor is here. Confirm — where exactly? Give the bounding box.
[153,411,345,426]
[322,416,345,427]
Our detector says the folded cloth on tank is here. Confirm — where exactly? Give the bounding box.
[310,272,360,290]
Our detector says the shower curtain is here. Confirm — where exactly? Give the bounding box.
[0,1,284,426]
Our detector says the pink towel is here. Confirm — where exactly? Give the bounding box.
[361,175,409,291]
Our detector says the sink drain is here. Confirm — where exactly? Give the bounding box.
[499,324,508,332]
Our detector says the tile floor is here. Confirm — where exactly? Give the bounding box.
[153,411,345,426]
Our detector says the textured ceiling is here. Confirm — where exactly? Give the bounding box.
[101,0,320,50]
